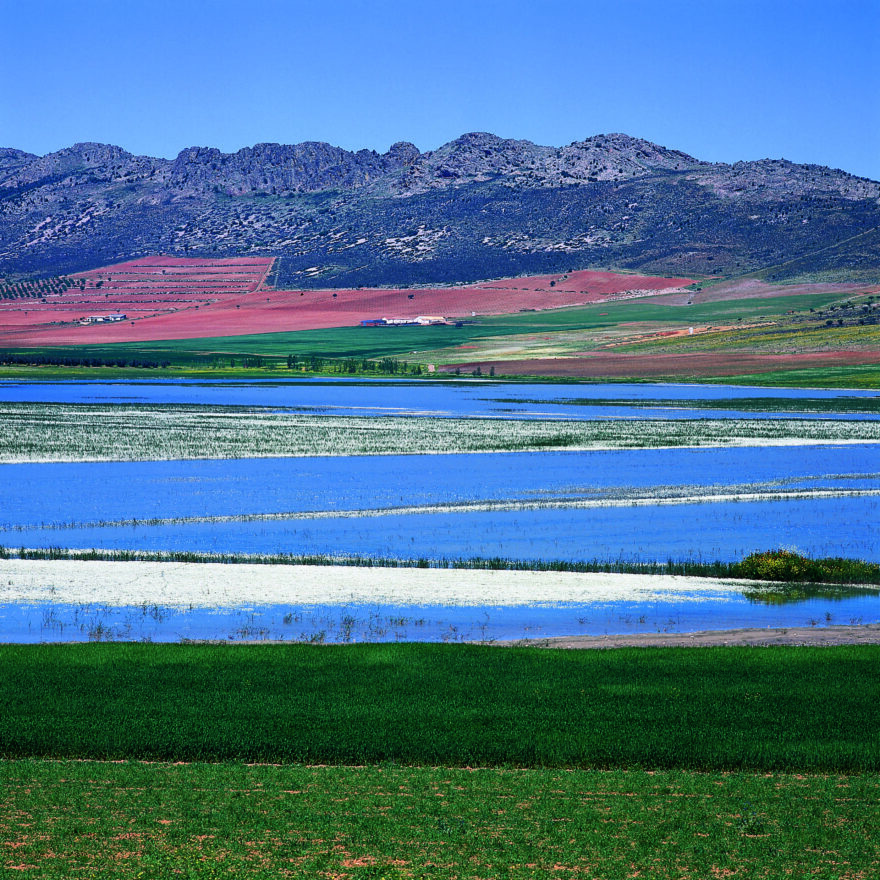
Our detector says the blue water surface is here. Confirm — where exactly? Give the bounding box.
[3,445,878,530]
[1,378,878,420]
[3,593,878,644]
[8,495,877,563]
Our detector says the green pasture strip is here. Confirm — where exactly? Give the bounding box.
[2,761,878,880]
[705,364,880,389]
[3,403,880,462]
[0,362,282,380]
[496,395,880,413]
[482,364,880,390]
[2,644,879,771]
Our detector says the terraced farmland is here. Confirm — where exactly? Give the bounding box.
[69,255,274,296]
[0,256,275,345]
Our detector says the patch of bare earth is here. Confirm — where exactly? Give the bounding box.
[649,279,880,306]
[501,623,880,649]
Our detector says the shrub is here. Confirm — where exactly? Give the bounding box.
[733,550,880,584]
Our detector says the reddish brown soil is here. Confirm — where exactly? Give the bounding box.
[647,278,880,307]
[0,266,692,347]
[475,269,692,297]
[445,350,880,379]
[71,256,274,293]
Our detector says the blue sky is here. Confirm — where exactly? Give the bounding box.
[2,0,878,179]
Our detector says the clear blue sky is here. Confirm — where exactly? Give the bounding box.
[2,0,878,180]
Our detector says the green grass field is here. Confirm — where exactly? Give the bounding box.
[3,760,877,879]
[3,643,879,771]
[706,364,880,388]
[2,643,880,878]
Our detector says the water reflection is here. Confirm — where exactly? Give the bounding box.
[742,583,880,605]
[3,592,879,644]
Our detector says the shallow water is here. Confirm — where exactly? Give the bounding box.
[1,378,878,419]
[3,378,878,642]
[3,446,878,564]
[9,496,879,563]
[3,445,878,529]
[3,592,879,644]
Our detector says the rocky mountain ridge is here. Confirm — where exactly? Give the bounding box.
[1,133,878,285]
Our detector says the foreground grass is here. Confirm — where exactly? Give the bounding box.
[2,644,879,771]
[2,760,878,880]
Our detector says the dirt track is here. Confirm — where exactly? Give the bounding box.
[500,623,880,649]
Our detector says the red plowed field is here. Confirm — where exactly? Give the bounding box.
[0,265,691,347]
[72,256,274,292]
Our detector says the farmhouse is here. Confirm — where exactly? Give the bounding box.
[79,313,127,325]
[360,315,448,327]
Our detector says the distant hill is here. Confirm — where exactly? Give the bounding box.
[0,133,878,286]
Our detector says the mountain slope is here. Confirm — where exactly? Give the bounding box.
[0,133,877,285]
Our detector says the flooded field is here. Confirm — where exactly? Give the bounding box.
[2,378,878,643]
[2,560,878,643]
[6,595,880,644]
[1,377,879,420]
[2,446,878,563]
[4,445,879,527]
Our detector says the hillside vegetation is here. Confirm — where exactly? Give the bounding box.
[2,133,878,285]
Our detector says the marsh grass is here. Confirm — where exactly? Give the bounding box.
[3,403,880,462]
[5,545,880,585]
[733,549,880,584]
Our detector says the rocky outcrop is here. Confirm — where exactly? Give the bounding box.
[0,132,877,284]
[167,140,422,196]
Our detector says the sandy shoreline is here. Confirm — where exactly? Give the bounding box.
[501,623,880,649]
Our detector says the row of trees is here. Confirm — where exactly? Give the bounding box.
[225,354,495,377]
[0,276,73,300]
[0,353,170,368]
[282,354,424,375]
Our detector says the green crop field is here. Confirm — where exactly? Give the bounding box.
[3,760,878,879]
[3,643,880,878]
[3,643,879,771]
[483,290,852,330]
[1,322,504,364]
